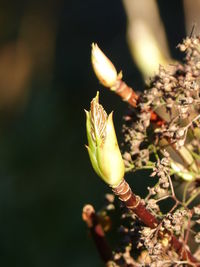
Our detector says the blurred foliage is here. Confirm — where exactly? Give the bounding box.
[0,0,186,266]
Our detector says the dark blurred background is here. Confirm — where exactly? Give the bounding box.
[0,1,187,266]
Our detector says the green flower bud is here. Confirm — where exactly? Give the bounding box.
[85,92,125,186]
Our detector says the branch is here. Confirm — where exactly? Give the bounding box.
[82,204,112,263]
[111,78,164,126]
[112,179,200,266]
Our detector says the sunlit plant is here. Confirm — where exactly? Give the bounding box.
[83,38,200,266]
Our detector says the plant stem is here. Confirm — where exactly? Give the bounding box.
[112,79,138,107]
[183,181,193,203]
[82,204,112,263]
[112,179,200,266]
[185,187,200,207]
[111,79,164,125]
[112,179,158,228]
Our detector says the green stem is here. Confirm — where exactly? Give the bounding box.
[185,188,200,207]
[125,161,155,172]
[190,150,200,161]
[183,181,193,204]
[149,144,159,161]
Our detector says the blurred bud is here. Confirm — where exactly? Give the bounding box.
[85,92,125,186]
[91,43,120,88]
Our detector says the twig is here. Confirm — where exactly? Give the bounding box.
[185,187,200,207]
[112,179,158,228]
[112,179,200,266]
[112,79,138,108]
[112,79,163,125]
[82,204,112,263]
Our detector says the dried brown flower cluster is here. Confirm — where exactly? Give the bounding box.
[84,37,200,267]
[123,36,200,178]
[117,36,200,266]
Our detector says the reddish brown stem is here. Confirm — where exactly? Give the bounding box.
[113,80,164,125]
[114,80,138,108]
[112,179,158,228]
[112,179,200,266]
[82,204,112,263]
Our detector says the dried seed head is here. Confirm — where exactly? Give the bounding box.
[194,206,200,215]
